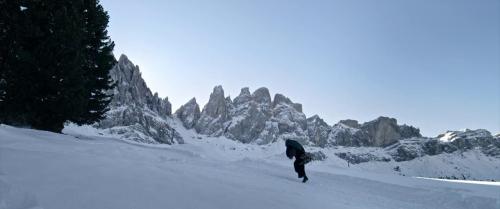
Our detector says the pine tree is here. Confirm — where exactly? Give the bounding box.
[0,0,29,124]
[72,0,116,125]
[0,0,115,133]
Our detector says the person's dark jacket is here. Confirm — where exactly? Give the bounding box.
[285,139,305,159]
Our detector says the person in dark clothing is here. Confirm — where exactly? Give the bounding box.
[285,139,309,183]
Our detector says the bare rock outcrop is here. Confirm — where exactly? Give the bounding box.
[175,98,200,129]
[97,54,182,144]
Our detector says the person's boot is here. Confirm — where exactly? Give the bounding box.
[302,176,308,183]
[298,174,303,178]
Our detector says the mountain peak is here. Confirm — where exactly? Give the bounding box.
[273,94,291,106]
[252,87,271,104]
[118,54,129,62]
[97,55,181,144]
[213,85,224,95]
[240,87,251,96]
[188,97,197,104]
[176,97,201,129]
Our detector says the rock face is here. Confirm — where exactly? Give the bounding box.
[107,55,172,116]
[335,152,391,164]
[166,85,498,163]
[97,55,182,144]
[362,117,417,147]
[181,86,424,147]
[435,129,500,156]
[329,117,421,147]
[175,98,200,129]
[184,86,308,144]
[339,119,361,128]
[329,129,500,165]
[95,66,499,164]
[267,93,308,144]
[383,129,500,162]
[306,115,331,147]
[195,86,230,136]
[225,87,272,143]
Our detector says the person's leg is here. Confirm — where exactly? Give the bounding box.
[298,156,309,182]
[302,164,308,182]
[294,159,304,178]
[298,164,308,182]
[294,159,305,178]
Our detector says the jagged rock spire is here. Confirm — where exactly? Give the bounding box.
[195,85,230,135]
[175,98,201,129]
[97,54,182,144]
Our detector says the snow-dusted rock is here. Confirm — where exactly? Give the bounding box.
[329,123,365,146]
[329,117,421,147]
[339,119,361,128]
[224,87,272,143]
[399,124,422,139]
[252,87,272,104]
[267,93,308,144]
[187,86,310,144]
[335,152,391,164]
[168,84,497,163]
[177,86,426,148]
[361,117,417,147]
[272,94,303,113]
[195,86,230,136]
[436,129,500,156]
[306,115,331,147]
[232,87,252,105]
[108,55,172,117]
[383,129,500,162]
[385,137,430,161]
[187,86,425,148]
[175,98,200,129]
[97,54,182,144]
[308,151,328,161]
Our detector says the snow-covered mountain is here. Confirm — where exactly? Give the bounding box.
[175,97,200,129]
[174,85,499,162]
[189,86,309,145]
[178,86,424,148]
[310,116,422,147]
[386,129,500,161]
[89,54,499,179]
[96,55,182,144]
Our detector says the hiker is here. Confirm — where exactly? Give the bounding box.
[285,139,309,183]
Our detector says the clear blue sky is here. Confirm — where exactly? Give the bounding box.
[101,0,499,136]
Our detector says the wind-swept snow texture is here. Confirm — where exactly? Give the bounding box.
[1,124,499,209]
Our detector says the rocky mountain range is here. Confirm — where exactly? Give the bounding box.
[188,86,309,145]
[97,55,182,144]
[95,54,500,163]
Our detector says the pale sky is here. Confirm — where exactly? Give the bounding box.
[101,0,500,136]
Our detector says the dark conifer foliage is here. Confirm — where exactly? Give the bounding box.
[73,0,116,125]
[0,0,115,132]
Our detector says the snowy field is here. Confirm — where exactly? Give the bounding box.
[1,124,499,209]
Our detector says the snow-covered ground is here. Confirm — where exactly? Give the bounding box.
[1,123,499,209]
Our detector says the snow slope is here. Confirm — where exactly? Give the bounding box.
[1,124,499,209]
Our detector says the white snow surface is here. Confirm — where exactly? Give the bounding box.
[1,123,499,209]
